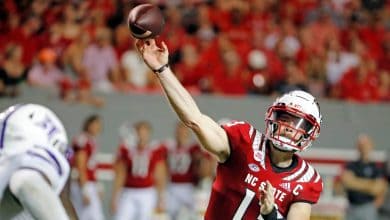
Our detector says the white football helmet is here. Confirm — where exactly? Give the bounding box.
[0,104,68,156]
[265,90,322,152]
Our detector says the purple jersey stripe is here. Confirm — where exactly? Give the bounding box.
[44,148,63,175]
[26,150,62,176]
[0,104,24,149]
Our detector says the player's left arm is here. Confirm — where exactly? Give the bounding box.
[60,176,79,220]
[286,202,311,220]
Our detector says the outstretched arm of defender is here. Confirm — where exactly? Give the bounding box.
[136,39,230,162]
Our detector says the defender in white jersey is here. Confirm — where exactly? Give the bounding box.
[0,104,77,220]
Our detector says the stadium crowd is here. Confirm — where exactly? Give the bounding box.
[0,0,389,104]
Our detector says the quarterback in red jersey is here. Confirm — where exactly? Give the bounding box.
[136,39,323,220]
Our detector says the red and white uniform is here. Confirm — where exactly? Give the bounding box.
[114,141,165,220]
[118,141,165,188]
[205,121,323,220]
[70,133,104,220]
[164,139,200,184]
[163,140,201,218]
[72,133,98,181]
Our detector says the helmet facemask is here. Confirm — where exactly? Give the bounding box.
[265,104,320,152]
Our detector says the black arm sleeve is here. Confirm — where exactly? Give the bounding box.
[260,206,286,220]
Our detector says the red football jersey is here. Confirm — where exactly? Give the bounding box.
[117,141,165,188]
[204,121,323,219]
[72,133,98,181]
[163,139,200,183]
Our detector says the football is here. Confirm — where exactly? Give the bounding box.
[127,4,165,39]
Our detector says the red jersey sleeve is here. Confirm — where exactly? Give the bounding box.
[154,144,168,162]
[149,145,167,173]
[221,120,253,153]
[116,143,130,163]
[72,134,88,151]
[293,174,323,204]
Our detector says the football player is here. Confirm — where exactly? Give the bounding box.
[70,115,104,220]
[163,122,201,219]
[111,121,167,220]
[136,39,323,220]
[0,104,77,220]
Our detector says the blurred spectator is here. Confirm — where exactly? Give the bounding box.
[0,44,27,97]
[275,19,301,60]
[361,0,386,12]
[378,36,390,71]
[340,134,388,220]
[334,57,379,103]
[27,48,65,89]
[0,0,388,102]
[113,23,132,59]
[162,122,201,219]
[251,30,286,89]
[120,45,157,91]
[195,4,217,51]
[30,0,50,17]
[305,54,327,98]
[8,14,43,67]
[71,115,105,220]
[273,60,308,95]
[160,6,189,61]
[82,27,121,92]
[57,3,82,44]
[305,11,340,57]
[213,49,248,95]
[375,69,390,102]
[62,32,105,107]
[200,34,249,95]
[174,43,205,91]
[63,33,90,79]
[245,49,271,94]
[111,121,167,220]
[325,37,360,86]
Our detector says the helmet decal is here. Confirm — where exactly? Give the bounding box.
[0,104,69,155]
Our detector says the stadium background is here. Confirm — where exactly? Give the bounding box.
[0,0,389,219]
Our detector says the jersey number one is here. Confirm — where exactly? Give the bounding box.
[233,188,256,220]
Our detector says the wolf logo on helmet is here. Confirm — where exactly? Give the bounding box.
[265,90,322,152]
[0,104,69,156]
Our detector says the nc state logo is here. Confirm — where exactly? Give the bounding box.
[248,163,260,172]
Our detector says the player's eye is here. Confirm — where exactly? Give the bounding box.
[276,113,295,123]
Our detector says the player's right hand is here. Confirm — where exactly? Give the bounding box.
[135,39,169,72]
[259,180,275,215]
